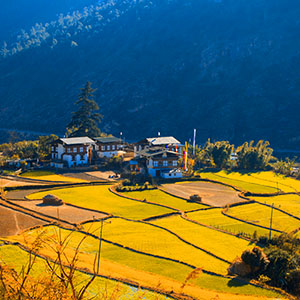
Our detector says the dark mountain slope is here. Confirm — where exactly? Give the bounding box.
[1,0,300,147]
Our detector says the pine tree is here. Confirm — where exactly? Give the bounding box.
[67,81,102,137]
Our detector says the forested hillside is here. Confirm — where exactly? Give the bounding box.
[1,0,300,147]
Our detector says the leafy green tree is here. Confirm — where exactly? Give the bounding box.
[67,81,102,137]
[273,158,296,176]
[264,248,298,287]
[0,141,38,159]
[38,134,58,160]
[241,247,269,275]
[236,140,273,170]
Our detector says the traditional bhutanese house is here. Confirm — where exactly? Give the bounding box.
[134,136,183,156]
[94,136,124,158]
[137,147,182,178]
[50,137,95,168]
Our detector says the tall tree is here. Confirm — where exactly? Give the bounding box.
[67,82,102,137]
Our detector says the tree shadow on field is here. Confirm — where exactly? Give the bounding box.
[227,277,250,287]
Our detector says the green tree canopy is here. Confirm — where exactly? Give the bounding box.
[236,140,273,170]
[67,81,102,138]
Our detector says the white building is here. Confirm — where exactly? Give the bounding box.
[134,136,183,156]
[50,137,95,168]
[94,136,124,158]
[137,147,182,178]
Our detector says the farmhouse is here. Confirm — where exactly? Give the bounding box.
[50,137,95,168]
[136,147,182,178]
[94,136,124,158]
[134,136,183,156]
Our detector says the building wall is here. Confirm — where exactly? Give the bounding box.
[98,151,119,158]
[161,171,183,179]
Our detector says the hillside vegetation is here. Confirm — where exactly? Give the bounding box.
[1,0,300,147]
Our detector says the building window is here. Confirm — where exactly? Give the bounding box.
[107,145,110,151]
[173,161,178,166]
[112,145,115,150]
[73,148,77,153]
[163,161,168,167]
[67,148,71,153]
[51,146,54,151]
[101,146,105,151]
[80,147,83,152]
[117,145,120,149]
[154,161,158,167]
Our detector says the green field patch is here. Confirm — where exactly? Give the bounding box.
[5,227,281,298]
[187,209,270,237]
[122,189,206,211]
[226,203,300,233]
[200,170,300,193]
[151,215,252,262]
[27,185,173,220]
[20,170,86,183]
[253,194,300,218]
[246,171,300,193]
[199,171,279,194]
[0,244,166,300]
[83,218,228,274]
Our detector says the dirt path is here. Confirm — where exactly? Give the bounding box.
[161,181,243,207]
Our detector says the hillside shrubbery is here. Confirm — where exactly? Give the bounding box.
[229,234,300,296]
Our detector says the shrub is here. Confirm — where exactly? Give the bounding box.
[241,247,269,275]
[286,268,300,295]
[188,194,202,203]
[264,248,298,287]
[122,179,131,186]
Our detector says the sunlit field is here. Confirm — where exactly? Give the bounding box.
[20,170,86,183]
[27,185,174,219]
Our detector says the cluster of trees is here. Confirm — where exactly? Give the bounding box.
[0,0,145,58]
[191,139,274,171]
[232,234,300,296]
[0,134,58,163]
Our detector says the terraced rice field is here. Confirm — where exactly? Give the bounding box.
[0,244,165,300]
[20,170,87,183]
[3,171,298,299]
[83,218,229,274]
[187,208,270,236]
[4,226,280,299]
[253,194,300,217]
[199,171,279,193]
[122,189,206,210]
[150,215,252,262]
[27,185,174,219]
[226,202,300,233]
[161,181,242,207]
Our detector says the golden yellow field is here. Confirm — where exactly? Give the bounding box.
[3,170,299,299]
